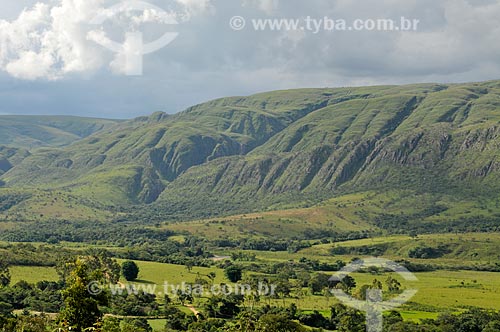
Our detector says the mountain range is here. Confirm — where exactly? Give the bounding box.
[1,80,500,225]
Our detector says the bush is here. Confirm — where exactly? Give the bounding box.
[224,265,242,282]
[121,261,139,281]
[408,246,450,259]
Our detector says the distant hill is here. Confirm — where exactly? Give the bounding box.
[2,80,500,225]
[0,115,121,148]
[0,146,30,177]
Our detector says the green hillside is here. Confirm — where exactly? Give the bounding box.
[2,90,335,204]
[151,81,500,217]
[0,146,30,177]
[0,115,121,148]
[2,81,500,226]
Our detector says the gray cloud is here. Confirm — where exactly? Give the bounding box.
[0,0,499,118]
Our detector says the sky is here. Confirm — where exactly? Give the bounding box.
[0,0,499,118]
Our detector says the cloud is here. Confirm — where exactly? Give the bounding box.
[176,0,215,16]
[1,0,500,119]
[243,0,279,15]
[0,0,214,80]
[390,0,500,75]
[130,8,179,25]
[0,0,105,80]
[4,0,500,82]
[5,51,54,80]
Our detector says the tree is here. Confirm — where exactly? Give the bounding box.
[11,316,49,332]
[207,272,217,285]
[122,261,140,281]
[483,321,500,332]
[0,261,10,288]
[257,314,307,332]
[409,231,419,239]
[205,294,244,319]
[120,318,152,332]
[83,249,121,283]
[188,318,226,332]
[372,279,383,290]
[59,255,119,332]
[386,276,401,293]
[384,310,403,327]
[176,289,193,305]
[275,278,292,299]
[356,279,383,301]
[340,275,356,294]
[185,261,194,273]
[299,310,331,329]
[101,317,121,332]
[59,258,110,332]
[165,305,195,330]
[309,273,330,294]
[56,250,120,283]
[224,265,243,283]
[338,309,365,332]
[331,304,365,332]
[0,302,12,316]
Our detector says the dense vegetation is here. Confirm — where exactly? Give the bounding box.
[2,252,500,331]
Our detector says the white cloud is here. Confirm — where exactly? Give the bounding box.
[243,0,279,15]
[392,0,500,75]
[5,51,54,80]
[131,9,179,25]
[176,0,215,16]
[0,0,499,97]
[0,0,105,80]
[0,0,214,80]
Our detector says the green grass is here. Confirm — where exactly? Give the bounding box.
[404,270,500,310]
[147,319,166,331]
[300,232,500,267]
[164,188,500,244]
[165,199,373,241]
[79,259,500,312]
[10,266,58,284]
[399,311,440,322]
[0,188,116,222]
[0,115,120,148]
[9,260,225,290]
[261,269,500,314]
[116,260,227,288]
[8,260,225,291]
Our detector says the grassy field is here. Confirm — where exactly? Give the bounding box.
[10,259,500,316]
[399,311,440,322]
[116,259,227,286]
[163,190,500,242]
[350,270,500,311]
[10,266,59,284]
[9,261,227,290]
[298,232,500,266]
[164,194,375,241]
[211,232,500,270]
[0,188,115,222]
[147,319,167,331]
